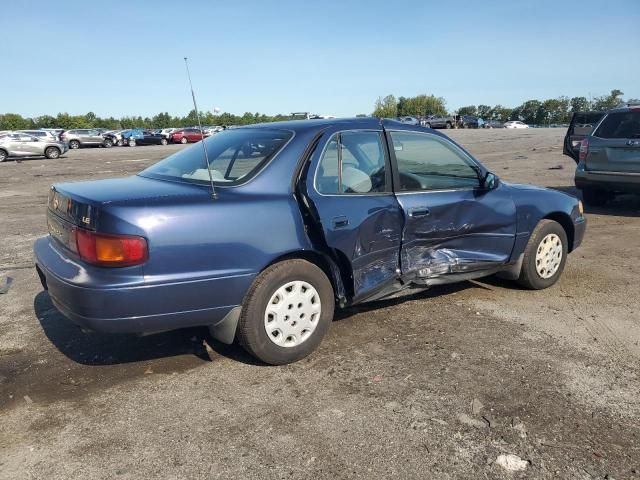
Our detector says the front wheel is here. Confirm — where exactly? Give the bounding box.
[446,122,452,129]
[0,149,8,162]
[129,139,136,147]
[160,138,168,145]
[69,140,80,149]
[180,137,188,144]
[236,259,335,365]
[517,219,568,290]
[103,139,113,148]
[44,146,60,159]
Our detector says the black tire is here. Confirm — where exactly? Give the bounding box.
[426,123,432,129]
[180,137,188,144]
[160,138,168,145]
[446,122,452,129]
[69,140,80,149]
[103,139,113,148]
[0,149,8,162]
[44,146,60,159]
[581,188,609,207]
[117,139,123,146]
[129,139,136,147]
[237,259,335,365]
[517,219,568,290]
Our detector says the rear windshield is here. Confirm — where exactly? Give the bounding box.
[594,111,640,139]
[140,128,293,185]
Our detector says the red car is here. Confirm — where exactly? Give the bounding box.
[170,128,207,144]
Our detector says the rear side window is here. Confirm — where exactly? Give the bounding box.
[141,128,292,185]
[315,131,387,194]
[594,112,640,139]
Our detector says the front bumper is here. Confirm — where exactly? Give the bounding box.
[572,217,586,251]
[34,236,254,334]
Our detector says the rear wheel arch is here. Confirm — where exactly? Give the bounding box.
[543,212,575,252]
[261,250,346,305]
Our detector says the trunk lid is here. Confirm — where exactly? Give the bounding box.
[563,111,606,162]
[585,110,640,173]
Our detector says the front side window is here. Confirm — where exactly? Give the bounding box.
[315,131,387,194]
[141,128,292,185]
[594,111,640,139]
[390,131,480,191]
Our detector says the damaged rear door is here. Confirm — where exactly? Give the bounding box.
[304,128,403,301]
[386,129,516,281]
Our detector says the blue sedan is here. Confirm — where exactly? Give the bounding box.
[34,118,586,364]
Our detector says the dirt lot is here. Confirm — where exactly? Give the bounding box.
[0,129,639,479]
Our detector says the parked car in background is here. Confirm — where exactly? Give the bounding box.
[504,121,529,129]
[397,116,419,125]
[60,129,113,149]
[129,130,169,146]
[0,132,68,161]
[572,105,640,205]
[158,128,176,140]
[425,114,456,129]
[170,128,207,144]
[483,120,505,129]
[34,118,585,365]
[562,111,606,162]
[18,130,58,140]
[103,130,124,146]
[458,115,481,129]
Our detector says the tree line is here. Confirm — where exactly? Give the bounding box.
[0,110,301,131]
[373,89,637,124]
[1,89,636,131]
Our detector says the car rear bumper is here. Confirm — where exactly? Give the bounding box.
[575,167,640,194]
[34,236,254,334]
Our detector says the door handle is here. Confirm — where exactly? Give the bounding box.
[408,206,430,217]
[331,216,349,229]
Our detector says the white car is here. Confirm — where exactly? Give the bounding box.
[504,121,529,129]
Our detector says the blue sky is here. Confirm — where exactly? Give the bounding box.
[3,0,638,118]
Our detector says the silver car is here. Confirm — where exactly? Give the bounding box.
[0,133,68,162]
[60,129,111,149]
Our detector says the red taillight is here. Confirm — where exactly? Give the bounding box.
[579,138,589,162]
[75,229,147,266]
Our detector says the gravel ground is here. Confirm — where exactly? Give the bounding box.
[0,129,639,479]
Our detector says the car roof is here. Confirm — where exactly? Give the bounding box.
[237,117,382,134]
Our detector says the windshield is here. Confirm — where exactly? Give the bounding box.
[140,128,293,185]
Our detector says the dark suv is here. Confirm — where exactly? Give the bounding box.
[565,106,640,205]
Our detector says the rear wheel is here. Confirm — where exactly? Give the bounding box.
[446,122,452,129]
[44,147,60,159]
[160,138,168,145]
[0,149,7,162]
[103,139,113,148]
[129,138,136,147]
[425,123,432,128]
[237,259,334,365]
[517,219,568,290]
[69,140,80,149]
[180,137,188,144]
[581,188,610,207]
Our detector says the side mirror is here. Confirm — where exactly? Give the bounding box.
[483,172,499,190]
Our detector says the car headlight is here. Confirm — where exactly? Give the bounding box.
[578,200,584,216]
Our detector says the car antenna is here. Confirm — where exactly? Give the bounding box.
[183,57,217,199]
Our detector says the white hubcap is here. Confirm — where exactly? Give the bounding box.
[535,233,563,279]
[264,281,321,348]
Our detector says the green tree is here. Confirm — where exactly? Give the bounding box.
[489,105,512,122]
[592,89,624,111]
[0,113,30,130]
[477,105,492,119]
[373,95,398,118]
[457,105,477,116]
[570,96,590,113]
